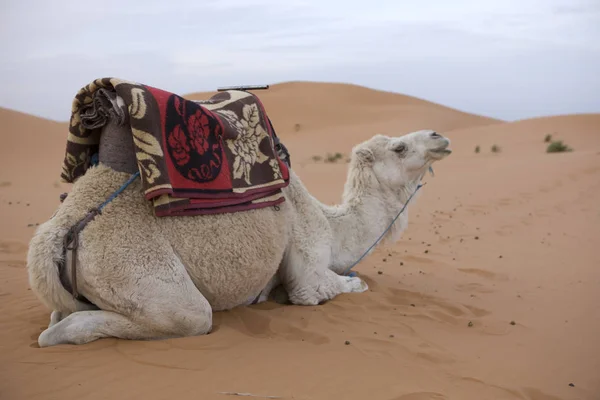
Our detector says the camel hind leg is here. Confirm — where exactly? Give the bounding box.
[37,267,212,347]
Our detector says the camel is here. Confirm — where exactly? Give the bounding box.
[27,129,451,347]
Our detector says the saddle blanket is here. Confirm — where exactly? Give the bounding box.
[61,78,290,216]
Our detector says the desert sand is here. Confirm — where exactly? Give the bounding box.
[1,82,599,400]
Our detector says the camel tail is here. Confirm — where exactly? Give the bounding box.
[26,221,95,314]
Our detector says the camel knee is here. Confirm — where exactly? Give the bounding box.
[158,305,213,337]
[174,317,212,337]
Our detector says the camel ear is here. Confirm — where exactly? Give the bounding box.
[355,148,374,163]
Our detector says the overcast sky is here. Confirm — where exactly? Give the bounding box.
[1,0,598,122]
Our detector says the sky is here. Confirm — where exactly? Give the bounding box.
[0,0,599,122]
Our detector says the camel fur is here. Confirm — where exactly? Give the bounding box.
[27,129,451,347]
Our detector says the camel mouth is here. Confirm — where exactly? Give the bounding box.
[430,148,452,155]
[428,143,452,158]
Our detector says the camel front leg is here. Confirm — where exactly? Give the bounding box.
[48,310,68,328]
[281,243,368,306]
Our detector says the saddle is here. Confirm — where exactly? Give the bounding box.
[61,77,291,216]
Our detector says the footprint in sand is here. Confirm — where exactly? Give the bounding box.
[383,288,491,326]
[390,392,447,400]
[403,255,434,264]
[221,308,330,345]
[455,282,494,294]
[4,260,26,268]
[0,241,29,255]
[458,268,506,281]
[522,387,564,400]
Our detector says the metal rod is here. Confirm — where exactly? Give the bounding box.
[217,84,270,92]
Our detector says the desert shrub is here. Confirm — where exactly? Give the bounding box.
[312,155,322,162]
[294,123,301,132]
[325,152,344,163]
[475,145,480,153]
[544,134,552,143]
[546,140,572,153]
[491,144,501,153]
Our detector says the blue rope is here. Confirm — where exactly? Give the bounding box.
[90,153,99,166]
[97,171,141,212]
[343,182,425,276]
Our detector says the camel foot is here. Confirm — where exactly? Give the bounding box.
[287,269,369,306]
[340,275,369,293]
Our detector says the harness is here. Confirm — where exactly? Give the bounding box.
[58,171,141,305]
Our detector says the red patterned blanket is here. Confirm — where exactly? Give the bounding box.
[61,78,290,216]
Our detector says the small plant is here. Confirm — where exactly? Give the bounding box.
[491,144,501,153]
[475,145,480,153]
[325,152,344,163]
[294,123,301,132]
[546,140,572,153]
[544,134,552,143]
[312,155,322,162]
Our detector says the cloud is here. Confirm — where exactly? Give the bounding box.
[0,0,598,121]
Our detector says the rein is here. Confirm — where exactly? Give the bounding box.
[343,166,434,277]
[59,170,141,304]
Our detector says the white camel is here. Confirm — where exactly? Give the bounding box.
[27,129,451,347]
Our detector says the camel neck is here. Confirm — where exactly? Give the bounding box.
[324,174,422,274]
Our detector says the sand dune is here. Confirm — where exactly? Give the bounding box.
[0,108,70,243]
[186,81,502,155]
[1,83,599,400]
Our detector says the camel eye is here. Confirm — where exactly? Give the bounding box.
[393,143,407,154]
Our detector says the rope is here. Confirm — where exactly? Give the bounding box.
[343,182,426,276]
[97,171,141,212]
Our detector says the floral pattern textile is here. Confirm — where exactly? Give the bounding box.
[61,77,290,216]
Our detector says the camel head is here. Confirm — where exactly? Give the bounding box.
[350,130,451,190]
